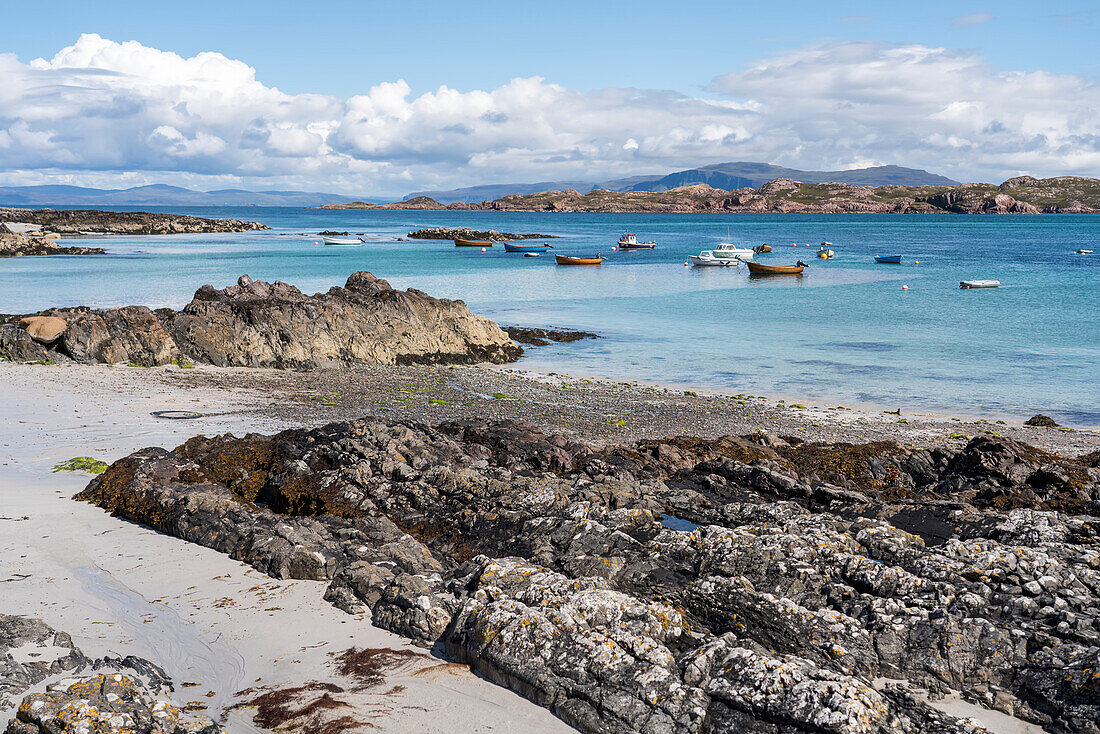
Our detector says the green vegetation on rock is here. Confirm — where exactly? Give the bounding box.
[52,457,109,474]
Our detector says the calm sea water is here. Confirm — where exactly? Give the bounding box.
[2,207,1098,425]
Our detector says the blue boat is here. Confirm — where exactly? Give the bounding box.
[874,254,903,264]
[504,242,551,253]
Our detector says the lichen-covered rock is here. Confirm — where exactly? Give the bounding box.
[75,417,1100,733]
[5,673,220,734]
[0,616,87,710]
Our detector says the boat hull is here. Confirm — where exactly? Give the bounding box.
[555,255,602,266]
[503,242,549,252]
[689,255,738,267]
[960,280,1000,288]
[875,255,903,264]
[617,243,656,250]
[321,236,362,246]
[746,261,805,275]
[455,238,493,247]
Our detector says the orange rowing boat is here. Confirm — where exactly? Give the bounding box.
[455,238,493,247]
[555,254,603,265]
[746,261,805,275]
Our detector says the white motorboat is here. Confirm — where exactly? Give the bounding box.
[960,280,1000,288]
[713,243,754,261]
[321,236,363,246]
[690,250,740,267]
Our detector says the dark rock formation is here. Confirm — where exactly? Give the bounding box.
[1,615,216,734]
[77,418,1100,733]
[0,232,104,257]
[1,273,522,368]
[503,326,599,346]
[0,207,266,234]
[1026,414,1060,428]
[1,615,87,710]
[405,227,554,240]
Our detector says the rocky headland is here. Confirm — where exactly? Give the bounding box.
[0,208,267,235]
[405,227,555,240]
[0,273,521,368]
[74,414,1100,733]
[324,176,1100,214]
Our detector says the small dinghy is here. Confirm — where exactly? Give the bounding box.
[747,261,807,275]
[961,280,1000,288]
[321,236,363,246]
[875,255,903,264]
[689,250,739,267]
[555,254,603,265]
[524,252,541,258]
[455,237,494,247]
[1075,249,1093,254]
[817,246,835,259]
[754,244,772,254]
[504,242,551,252]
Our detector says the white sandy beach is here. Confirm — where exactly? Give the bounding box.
[0,362,571,733]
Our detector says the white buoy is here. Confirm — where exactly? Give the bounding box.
[684,262,689,267]
[902,284,909,290]
[481,247,486,252]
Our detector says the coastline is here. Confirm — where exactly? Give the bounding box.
[0,361,572,733]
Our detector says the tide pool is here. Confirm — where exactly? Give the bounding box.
[2,208,1097,425]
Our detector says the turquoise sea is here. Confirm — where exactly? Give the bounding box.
[2,208,1098,426]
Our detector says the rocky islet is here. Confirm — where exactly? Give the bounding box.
[72,416,1100,733]
[0,272,522,368]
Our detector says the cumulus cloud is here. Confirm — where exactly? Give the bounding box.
[0,34,1097,195]
[709,41,1100,181]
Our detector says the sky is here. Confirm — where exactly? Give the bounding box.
[0,0,1097,197]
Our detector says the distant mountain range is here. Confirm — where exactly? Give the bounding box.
[407,163,960,203]
[0,184,370,208]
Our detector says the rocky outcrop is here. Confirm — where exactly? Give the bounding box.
[333,176,1100,214]
[405,227,554,240]
[1,273,522,367]
[1,616,87,710]
[0,232,104,257]
[1,615,216,734]
[77,418,1100,733]
[0,208,266,235]
[503,326,598,346]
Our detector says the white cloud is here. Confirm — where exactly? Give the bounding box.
[0,34,1097,196]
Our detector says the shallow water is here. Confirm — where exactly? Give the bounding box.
[2,207,1097,425]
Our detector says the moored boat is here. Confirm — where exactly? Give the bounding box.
[689,251,740,267]
[754,244,772,254]
[524,252,541,257]
[747,261,807,275]
[504,242,551,252]
[455,238,494,247]
[960,279,999,288]
[817,246,835,259]
[712,243,754,261]
[617,233,657,250]
[1075,249,1093,254]
[321,236,363,246]
[875,255,903,264]
[555,254,603,266]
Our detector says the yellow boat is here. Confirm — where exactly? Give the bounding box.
[555,254,603,266]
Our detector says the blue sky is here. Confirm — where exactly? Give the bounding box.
[1,0,1097,195]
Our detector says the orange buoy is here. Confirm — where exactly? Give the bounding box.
[902,285,909,290]
[481,247,486,252]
